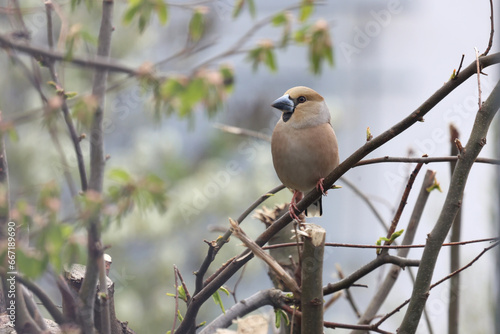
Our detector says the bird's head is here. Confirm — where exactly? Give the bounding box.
[271,86,330,128]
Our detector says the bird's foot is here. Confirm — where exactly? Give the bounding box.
[316,178,328,195]
[289,190,304,221]
[289,202,302,221]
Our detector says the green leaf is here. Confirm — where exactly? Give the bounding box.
[64,91,78,100]
[177,309,184,322]
[212,290,226,314]
[232,0,244,18]
[123,2,142,25]
[264,48,277,72]
[16,249,49,279]
[272,12,288,26]
[189,10,205,42]
[108,168,132,183]
[155,0,168,24]
[299,0,314,22]
[247,0,256,18]
[274,309,290,328]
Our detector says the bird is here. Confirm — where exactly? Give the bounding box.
[271,86,339,220]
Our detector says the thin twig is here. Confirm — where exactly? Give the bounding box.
[194,184,285,295]
[172,265,180,334]
[354,155,500,166]
[377,241,500,329]
[0,33,137,75]
[340,177,390,232]
[263,237,499,250]
[480,0,494,57]
[454,54,465,78]
[448,124,461,334]
[475,47,482,110]
[384,162,423,246]
[279,304,393,334]
[336,264,361,318]
[399,76,500,333]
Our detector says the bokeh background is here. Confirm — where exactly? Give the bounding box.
[1,0,499,333]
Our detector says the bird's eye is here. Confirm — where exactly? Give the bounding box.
[297,96,307,103]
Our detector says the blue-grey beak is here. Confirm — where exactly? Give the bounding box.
[271,94,294,113]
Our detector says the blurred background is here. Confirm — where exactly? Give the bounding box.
[1,0,499,333]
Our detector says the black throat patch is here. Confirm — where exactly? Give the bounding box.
[282,112,293,122]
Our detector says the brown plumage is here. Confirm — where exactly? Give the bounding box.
[271,86,339,219]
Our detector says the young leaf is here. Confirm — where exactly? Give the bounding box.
[189,9,205,42]
[299,0,314,22]
[212,290,226,314]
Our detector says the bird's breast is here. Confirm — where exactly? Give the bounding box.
[271,122,339,192]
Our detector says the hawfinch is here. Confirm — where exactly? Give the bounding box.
[271,86,339,220]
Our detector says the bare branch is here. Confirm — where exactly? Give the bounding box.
[354,155,500,166]
[200,289,286,334]
[399,78,500,333]
[78,1,114,333]
[229,218,301,296]
[448,125,461,334]
[383,162,423,247]
[480,0,494,57]
[0,33,137,75]
[194,184,285,295]
[176,53,500,334]
[323,253,419,296]
[352,170,436,333]
[263,237,499,251]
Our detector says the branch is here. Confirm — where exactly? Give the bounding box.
[354,155,500,166]
[383,162,423,246]
[448,125,461,334]
[480,0,494,57]
[300,224,326,334]
[176,52,500,334]
[375,241,499,331]
[229,218,301,296]
[15,272,68,325]
[278,304,393,334]
[340,177,390,232]
[353,170,436,332]
[194,184,285,295]
[199,289,285,334]
[0,33,137,75]
[262,237,499,250]
[323,253,419,296]
[78,1,114,333]
[399,78,500,333]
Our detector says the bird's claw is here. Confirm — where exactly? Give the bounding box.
[316,178,328,195]
[289,202,302,221]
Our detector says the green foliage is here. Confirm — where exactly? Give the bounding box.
[272,11,292,47]
[123,0,168,33]
[274,308,290,328]
[376,229,405,254]
[233,0,256,18]
[106,168,168,224]
[247,40,277,72]
[150,65,234,118]
[71,95,98,129]
[189,7,207,42]
[426,176,443,193]
[166,285,188,302]
[65,24,97,60]
[295,19,334,74]
[15,248,48,279]
[212,286,230,314]
[299,0,315,22]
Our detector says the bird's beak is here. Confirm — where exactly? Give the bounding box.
[271,94,294,113]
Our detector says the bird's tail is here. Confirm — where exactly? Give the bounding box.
[305,198,322,217]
